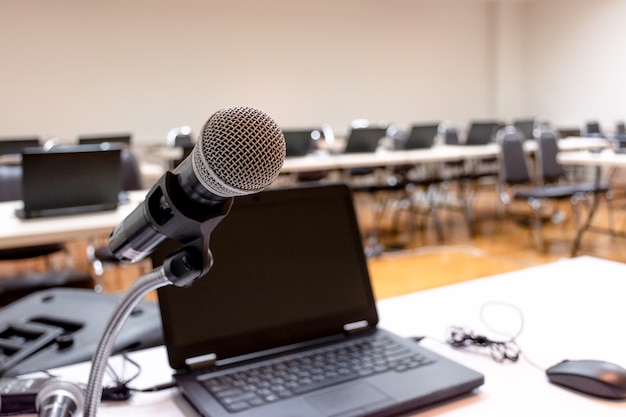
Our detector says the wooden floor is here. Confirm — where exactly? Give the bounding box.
[361,178,626,300]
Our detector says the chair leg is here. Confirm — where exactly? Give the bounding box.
[528,198,544,252]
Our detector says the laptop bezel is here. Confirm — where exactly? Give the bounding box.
[154,183,380,371]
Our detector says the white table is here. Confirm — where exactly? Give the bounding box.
[38,256,626,416]
[0,190,147,249]
[558,148,626,169]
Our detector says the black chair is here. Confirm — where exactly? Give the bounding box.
[497,127,610,251]
[611,121,626,149]
[0,163,93,306]
[167,127,195,168]
[536,130,614,252]
[282,129,328,182]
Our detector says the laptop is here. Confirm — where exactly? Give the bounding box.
[154,183,484,417]
[16,145,123,219]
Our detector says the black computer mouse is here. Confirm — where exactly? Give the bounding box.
[546,359,626,400]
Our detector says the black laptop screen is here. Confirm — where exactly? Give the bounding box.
[20,145,122,217]
[155,184,378,370]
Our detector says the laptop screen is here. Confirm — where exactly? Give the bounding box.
[155,184,378,370]
[20,145,122,217]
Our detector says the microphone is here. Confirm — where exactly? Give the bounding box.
[36,379,84,417]
[108,105,286,266]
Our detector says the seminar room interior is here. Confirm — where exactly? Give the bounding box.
[2,0,626,302]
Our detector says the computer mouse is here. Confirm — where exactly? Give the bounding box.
[546,359,626,400]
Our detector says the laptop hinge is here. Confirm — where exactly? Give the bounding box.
[185,353,217,371]
[343,320,370,334]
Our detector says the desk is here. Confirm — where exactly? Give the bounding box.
[558,148,626,169]
[281,138,610,174]
[42,256,626,416]
[281,145,500,174]
[0,190,147,250]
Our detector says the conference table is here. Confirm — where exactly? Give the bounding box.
[0,190,148,250]
[35,255,626,416]
[280,137,611,174]
[0,138,611,252]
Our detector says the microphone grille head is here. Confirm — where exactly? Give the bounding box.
[193,106,286,197]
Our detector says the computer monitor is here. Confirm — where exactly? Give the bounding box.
[0,137,41,155]
[77,133,132,146]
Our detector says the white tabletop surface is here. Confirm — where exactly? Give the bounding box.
[0,190,147,249]
[558,148,626,168]
[32,255,626,416]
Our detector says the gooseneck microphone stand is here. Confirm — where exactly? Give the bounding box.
[83,176,235,417]
[83,247,206,417]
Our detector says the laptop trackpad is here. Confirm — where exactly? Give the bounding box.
[306,382,392,416]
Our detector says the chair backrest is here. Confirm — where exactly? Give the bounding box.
[343,127,387,154]
[466,121,503,146]
[282,129,320,157]
[497,127,532,185]
[536,130,566,184]
[0,164,23,202]
[121,148,143,190]
[402,124,439,150]
[442,126,461,145]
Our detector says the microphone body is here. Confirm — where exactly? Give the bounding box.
[108,106,286,266]
[36,379,84,417]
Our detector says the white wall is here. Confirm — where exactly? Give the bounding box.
[1,0,624,144]
[0,0,493,144]
[525,0,626,133]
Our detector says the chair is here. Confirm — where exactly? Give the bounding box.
[399,124,440,150]
[343,126,387,174]
[391,123,439,179]
[0,162,94,306]
[497,126,610,251]
[536,129,614,252]
[611,121,626,149]
[464,120,502,172]
[439,123,499,235]
[167,126,195,168]
[282,129,327,182]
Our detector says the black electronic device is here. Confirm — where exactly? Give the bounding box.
[0,288,163,377]
[17,145,123,219]
[0,376,52,415]
[546,359,626,400]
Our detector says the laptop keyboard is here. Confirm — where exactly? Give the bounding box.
[200,334,435,413]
